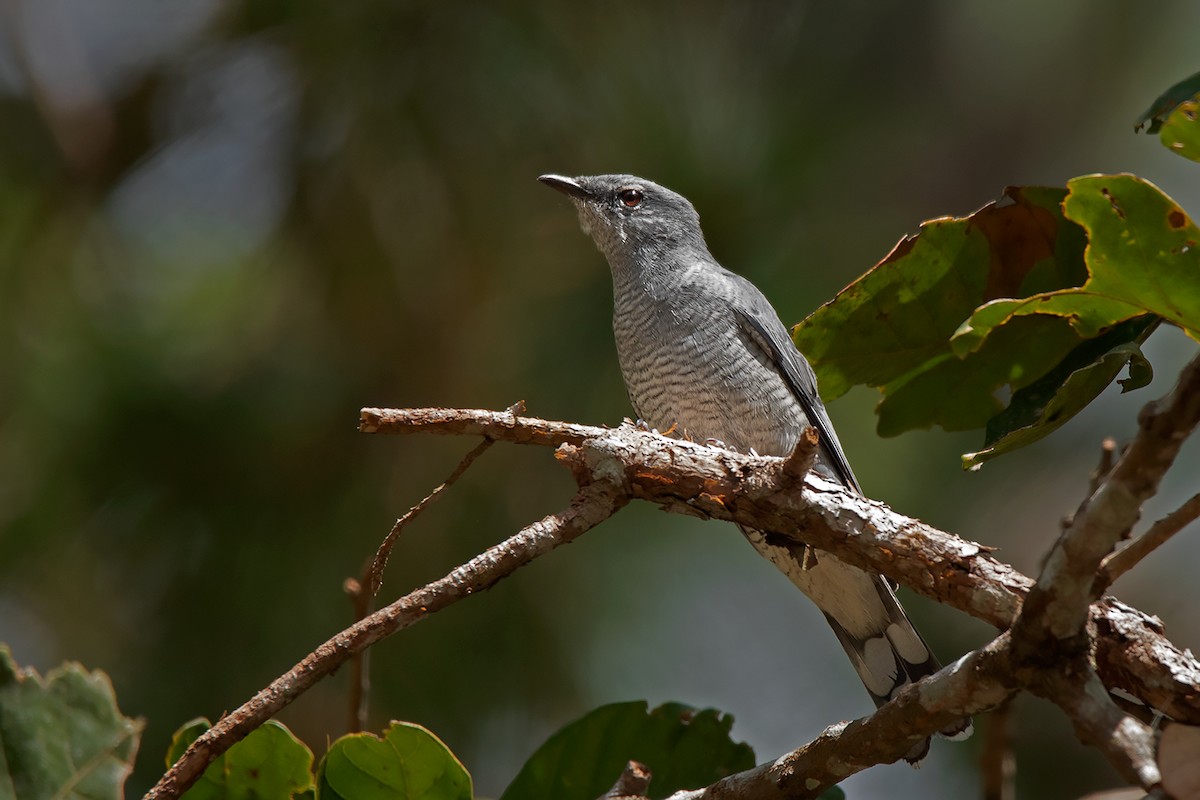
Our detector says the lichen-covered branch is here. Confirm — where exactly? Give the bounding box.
[362,407,1200,724]
[147,384,1200,800]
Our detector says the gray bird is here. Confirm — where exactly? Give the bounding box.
[539,173,972,760]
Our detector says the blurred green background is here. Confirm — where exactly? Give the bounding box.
[2,2,1199,797]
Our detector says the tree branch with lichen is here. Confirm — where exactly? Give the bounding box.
[146,355,1200,799]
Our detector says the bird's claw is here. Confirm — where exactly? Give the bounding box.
[625,417,658,434]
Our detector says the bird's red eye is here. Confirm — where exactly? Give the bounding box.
[619,189,643,208]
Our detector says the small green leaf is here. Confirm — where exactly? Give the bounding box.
[0,644,141,800]
[317,721,471,800]
[166,718,209,766]
[166,718,314,800]
[1159,98,1200,163]
[500,701,755,800]
[1135,70,1200,134]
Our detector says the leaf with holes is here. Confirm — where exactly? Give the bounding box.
[951,174,1200,346]
[794,173,1192,464]
[1159,98,1200,163]
[1135,70,1200,135]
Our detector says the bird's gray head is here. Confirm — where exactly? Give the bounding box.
[538,173,706,265]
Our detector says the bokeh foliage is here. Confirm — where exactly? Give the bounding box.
[2,3,1199,799]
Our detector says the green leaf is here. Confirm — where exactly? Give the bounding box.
[955,175,1200,342]
[500,701,756,800]
[795,173,1193,463]
[962,317,1156,468]
[1064,174,1200,337]
[317,721,471,800]
[1135,70,1200,134]
[878,313,1082,436]
[1160,98,1200,163]
[166,718,314,800]
[0,644,141,800]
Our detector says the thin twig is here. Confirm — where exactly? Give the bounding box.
[1098,491,1200,590]
[1063,437,1119,532]
[981,699,1016,800]
[145,481,627,800]
[366,436,497,598]
[360,404,605,446]
[343,403,524,731]
[346,434,497,731]
[343,576,369,733]
[601,761,653,799]
[1091,437,1119,494]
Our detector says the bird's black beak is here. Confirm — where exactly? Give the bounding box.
[538,174,592,201]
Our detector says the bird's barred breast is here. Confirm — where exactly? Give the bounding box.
[613,295,806,457]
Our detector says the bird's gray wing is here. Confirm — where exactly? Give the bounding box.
[732,301,862,494]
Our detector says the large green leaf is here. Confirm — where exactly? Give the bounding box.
[953,174,1200,345]
[166,718,314,800]
[0,644,141,800]
[499,701,756,800]
[317,722,471,800]
[794,174,1195,464]
[793,185,1093,436]
[793,185,1086,403]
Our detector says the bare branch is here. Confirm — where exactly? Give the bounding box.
[1094,598,1200,723]
[626,638,1157,800]
[1016,351,1200,645]
[1043,672,1159,788]
[360,405,606,447]
[148,395,1200,800]
[662,636,1016,800]
[342,575,369,733]
[1098,492,1200,590]
[359,407,1200,724]
[602,761,653,799]
[781,426,820,487]
[145,481,627,800]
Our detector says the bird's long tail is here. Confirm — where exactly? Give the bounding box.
[823,577,974,761]
[740,525,973,763]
